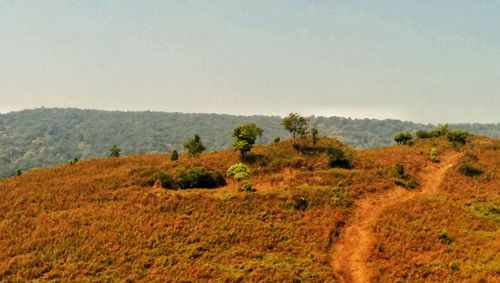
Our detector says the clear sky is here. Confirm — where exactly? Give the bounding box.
[0,1,499,123]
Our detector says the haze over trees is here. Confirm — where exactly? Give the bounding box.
[0,108,498,178]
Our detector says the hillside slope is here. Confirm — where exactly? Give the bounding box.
[0,137,498,282]
[1,108,499,178]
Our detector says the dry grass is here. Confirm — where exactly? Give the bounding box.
[0,136,498,281]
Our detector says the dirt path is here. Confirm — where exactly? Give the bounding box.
[331,153,460,283]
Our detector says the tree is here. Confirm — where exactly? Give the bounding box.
[232,123,263,159]
[394,132,413,145]
[311,127,319,145]
[109,144,121,157]
[282,113,309,148]
[170,150,179,161]
[183,135,205,157]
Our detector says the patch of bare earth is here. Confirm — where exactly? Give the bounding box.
[331,153,460,283]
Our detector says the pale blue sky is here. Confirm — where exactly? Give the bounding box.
[0,1,499,123]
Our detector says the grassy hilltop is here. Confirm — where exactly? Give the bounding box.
[1,108,499,178]
[0,135,498,282]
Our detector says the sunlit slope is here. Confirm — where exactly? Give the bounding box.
[0,137,497,282]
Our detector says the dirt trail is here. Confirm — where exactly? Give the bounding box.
[331,153,460,283]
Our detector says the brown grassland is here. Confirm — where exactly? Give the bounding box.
[0,136,498,282]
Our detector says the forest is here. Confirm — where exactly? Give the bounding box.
[0,108,498,178]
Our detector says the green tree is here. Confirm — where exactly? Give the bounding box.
[170,150,179,161]
[183,135,205,157]
[311,127,319,145]
[232,123,263,159]
[282,113,309,148]
[394,132,413,145]
[109,144,121,157]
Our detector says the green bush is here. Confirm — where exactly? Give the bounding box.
[376,243,385,252]
[273,136,281,143]
[449,262,459,272]
[438,230,451,244]
[158,171,174,189]
[175,166,225,189]
[447,129,468,144]
[393,163,405,178]
[226,163,251,182]
[394,131,413,145]
[170,150,179,161]
[109,144,121,157]
[458,164,483,177]
[430,124,449,137]
[430,148,438,162]
[416,130,433,139]
[327,147,352,169]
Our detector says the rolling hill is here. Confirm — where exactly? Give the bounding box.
[1,108,499,178]
[0,135,498,282]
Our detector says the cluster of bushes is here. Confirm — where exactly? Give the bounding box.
[130,166,226,189]
[175,166,226,189]
[327,146,352,169]
[416,124,469,144]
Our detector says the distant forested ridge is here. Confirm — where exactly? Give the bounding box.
[0,108,498,178]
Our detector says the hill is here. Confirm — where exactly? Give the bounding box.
[0,135,498,282]
[1,108,499,178]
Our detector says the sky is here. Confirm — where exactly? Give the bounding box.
[0,1,499,123]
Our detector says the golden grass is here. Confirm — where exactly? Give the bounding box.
[0,136,498,281]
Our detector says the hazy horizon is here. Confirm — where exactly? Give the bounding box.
[1,1,499,123]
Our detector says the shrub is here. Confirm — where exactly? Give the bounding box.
[69,158,79,165]
[393,163,405,178]
[430,148,438,162]
[458,165,483,177]
[241,182,255,192]
[292,196,308,211]
[109,144,121,157]
[457,151,483,177]
[16,169,22,176]
[213,171,227,186]
[430,123,449,137]
[183,135,205,157]
[438,230,451,244]
[327,147,352,169]
[449,262,459,272]
[175,166,224,189]
[226,163,251,182]
[447,129,468,144]
[170,150,179,161]
[273,136,281,143]
[376,243,385,252]
[394,131,413,145]
[416,130,433,139]
[158,171,174,189]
